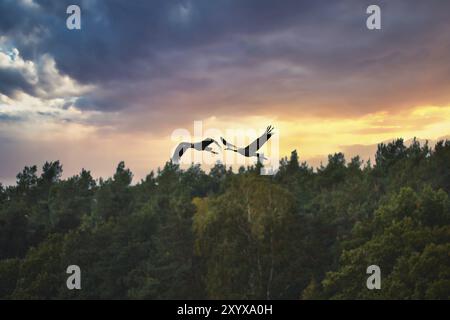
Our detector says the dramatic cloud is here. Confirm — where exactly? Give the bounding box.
[1,0,450,183]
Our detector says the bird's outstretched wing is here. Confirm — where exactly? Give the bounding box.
[244,125,274,154]
[201,138,222,150]
[171,142,190,163]
[220,137,238,149]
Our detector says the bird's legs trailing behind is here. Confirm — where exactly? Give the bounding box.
[204,147,219,155]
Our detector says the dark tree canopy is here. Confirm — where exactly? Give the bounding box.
[0,139,449,299]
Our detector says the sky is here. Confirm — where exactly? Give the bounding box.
[1,0,450,184]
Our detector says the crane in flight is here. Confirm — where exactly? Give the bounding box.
[220,125,274,162]
[171,138,221,164]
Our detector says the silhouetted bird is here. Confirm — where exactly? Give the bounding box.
[221,125,274,162]
[172,138,221,164]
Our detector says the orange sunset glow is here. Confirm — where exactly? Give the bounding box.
[1,1,450,184]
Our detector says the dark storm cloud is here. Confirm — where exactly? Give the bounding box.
[0,113,24,122]
[1,0,450,119]
[0,0,37,32]
[8,0,324,84]
[2,0,450,185]
[0,67,35,97]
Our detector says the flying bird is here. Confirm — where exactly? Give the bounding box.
[172,138,221,164]
[221,125,274,162]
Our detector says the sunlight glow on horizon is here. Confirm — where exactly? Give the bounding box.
[2,104,449,185]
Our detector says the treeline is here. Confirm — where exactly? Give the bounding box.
[0,138,449,299]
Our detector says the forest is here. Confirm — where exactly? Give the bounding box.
[0,138,449,299]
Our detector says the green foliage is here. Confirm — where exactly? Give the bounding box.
[0,139,450,299]
[321,186,450,299]
[48,169,96,232]
[193,175,299,299]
